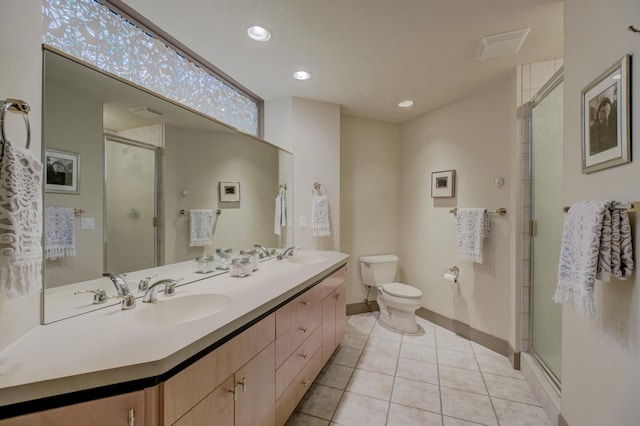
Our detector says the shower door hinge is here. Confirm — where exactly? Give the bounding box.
[153,217,158,228]
[529,220,536,237]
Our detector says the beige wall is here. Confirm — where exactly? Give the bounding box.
[340,116,402,304]
[562,0,640,424]
[399,74,517,344]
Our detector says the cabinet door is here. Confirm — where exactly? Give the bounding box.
[0,391,145,426]
[235,342,275,426]
[334,283,347,345]
[172,376,234,426]
[321,292,337,365]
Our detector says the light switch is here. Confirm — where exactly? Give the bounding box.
[81,218,95,230]
[299,215,307,228]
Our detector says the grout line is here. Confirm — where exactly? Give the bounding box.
[473,343,501,426]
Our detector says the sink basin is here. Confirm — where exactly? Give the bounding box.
[287,255,328,265]
[133,293,231,326]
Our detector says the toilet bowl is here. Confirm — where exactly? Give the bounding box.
[360,255,422,333]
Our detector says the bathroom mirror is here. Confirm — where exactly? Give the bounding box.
[42,49,293,323]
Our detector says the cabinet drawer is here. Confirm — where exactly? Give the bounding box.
[276,284,322,337]
[275,326,321,399]
[172,376,235,426]
[275,348,322,426]
[318,265,347,299]
[164,313,275,425]
[275,311,320,368]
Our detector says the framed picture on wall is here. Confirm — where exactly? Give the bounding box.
[581,54,631,174]
[218,181,240,202]
[431,170,456,198]
[45,149,80,194]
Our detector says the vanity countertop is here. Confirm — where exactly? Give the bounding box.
[0,250,349,409]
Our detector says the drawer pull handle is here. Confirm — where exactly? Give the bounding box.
[300,327,309,333]
[302,380,310,387]
[302,300,311,306]
[229,386,238,401]
[128,408,135,426]
[239,377,247,392]
[334,293,340,300]
[300,353,309,360]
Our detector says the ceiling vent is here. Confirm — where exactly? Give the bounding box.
[127,106,163,118]
[476,28,530,60]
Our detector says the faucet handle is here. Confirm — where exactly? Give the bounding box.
[164,277,184,296]
[74,288,108,304]
[117,293,136,310]
[138,274,158,291]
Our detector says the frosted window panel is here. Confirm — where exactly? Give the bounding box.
[42,0,259,136]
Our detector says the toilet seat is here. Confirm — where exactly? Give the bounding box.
[382,282,422,299]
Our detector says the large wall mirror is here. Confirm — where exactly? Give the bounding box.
[42,49,293,324]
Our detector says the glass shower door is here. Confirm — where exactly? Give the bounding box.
[530,73,564,386]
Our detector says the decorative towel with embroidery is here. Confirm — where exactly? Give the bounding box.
[312,195,331,237]
[189,209,213,247]
[44,207,76,260]
[0,139,43,299]
[456,208,490,264]
[554,200,634,318]
[274,194,286,236]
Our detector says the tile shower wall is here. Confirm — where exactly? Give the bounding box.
[519,59,563,353]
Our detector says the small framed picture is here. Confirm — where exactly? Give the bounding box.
[45,149,79,194]
[219,181,240,202]
[431,170,456,198]
[581,54,631,173]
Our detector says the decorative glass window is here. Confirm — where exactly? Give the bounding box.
[42,0,260,136]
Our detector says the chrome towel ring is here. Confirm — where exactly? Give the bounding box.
[0,98,31,151]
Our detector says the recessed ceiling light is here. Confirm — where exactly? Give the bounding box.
[398,100,414,108]
[247,26,271,42]
[293,71,312,80]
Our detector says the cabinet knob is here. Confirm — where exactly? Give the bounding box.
[302,380,310,387]
[302,300,311,306]
[128,409,135,426]
[300,327,309,333]
[300,353,309,360]
[334,293,340,300]
[229,385,238,401]
[238,377,247,392]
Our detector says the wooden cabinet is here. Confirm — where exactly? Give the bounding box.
[320,266,348,365]
[163,314,275,425]
[0,389,155,426]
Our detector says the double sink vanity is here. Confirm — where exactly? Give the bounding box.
[0,250,349,425]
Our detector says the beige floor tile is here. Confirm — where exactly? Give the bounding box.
[396,357,439,385]
[476,354,523,379]
[436,333,473,353]
[437,347,479,371]
[400,341,438,364]
[402,329,436,347]
[440,387,498,426]
[483,373,539,405]
[491,397,552,426]
[364,335,401,356]
[439,365,487,394]
[340,333,368,350]
[346,316,376,336]
[297,384,344,421]
[470,342,503,358]
[346,368,394,401]
[286,412,330,426]
[391,377,441,413]
[329,346,363,368]
[357,349,398,376]
[387,403,442,426]
[315,363,354,390]
[370,322,404,341]
[332,391,389,426]
[442,416,486,425]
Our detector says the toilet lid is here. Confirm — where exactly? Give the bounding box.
[382,283,422,299]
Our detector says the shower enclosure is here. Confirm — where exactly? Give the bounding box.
[529,69,564,387]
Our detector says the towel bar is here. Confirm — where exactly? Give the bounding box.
[449,207,507,216]
[563,202,639,213]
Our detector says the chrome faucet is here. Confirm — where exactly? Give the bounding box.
[278,246,300,260]
[138,274,158,292]
[142,278,183,303]
[103,272,136,310]
[254,244,274,258]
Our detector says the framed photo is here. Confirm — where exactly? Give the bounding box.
[581,54,631,173]
[45,149,79,194]
[219,181,240,202]
[431,170,456,198]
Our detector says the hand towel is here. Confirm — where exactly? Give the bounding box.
[456,208,490,264]
[554,200,633,318]
[44,207,76,259]
[274,194,286,236]
[312,195,331,237]
[0,139,43,299]
[189,209,213,247]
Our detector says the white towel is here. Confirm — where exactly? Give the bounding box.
[0,139,43,299]
[554,200,633,318]
[456,208,490,264]
[274,194,286,236]
[312,195,331,237]
[44,207,76,259]
[189,209,213,247]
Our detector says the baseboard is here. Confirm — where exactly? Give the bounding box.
[416,307,510,359]
[346,301,379,315]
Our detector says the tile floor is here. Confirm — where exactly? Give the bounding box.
[287,312,552,426]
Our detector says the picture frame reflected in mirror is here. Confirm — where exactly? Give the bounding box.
[45,148,79,194]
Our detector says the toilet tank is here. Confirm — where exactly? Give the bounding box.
[359,255,399,287]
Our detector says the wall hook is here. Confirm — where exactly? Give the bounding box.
[629,25,640,34]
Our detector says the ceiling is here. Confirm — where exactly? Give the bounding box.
[119,0,564,124]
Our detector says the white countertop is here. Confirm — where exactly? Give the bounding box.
[0,250,349,408]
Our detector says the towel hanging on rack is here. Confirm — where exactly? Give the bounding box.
[0,138,43,299]
[312,194,331,237]
[274,193,286,236]
[44,207,76,260]
[189,209,214,247]
[455,208,490,264]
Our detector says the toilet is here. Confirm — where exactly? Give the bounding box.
[360,254,422,333]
